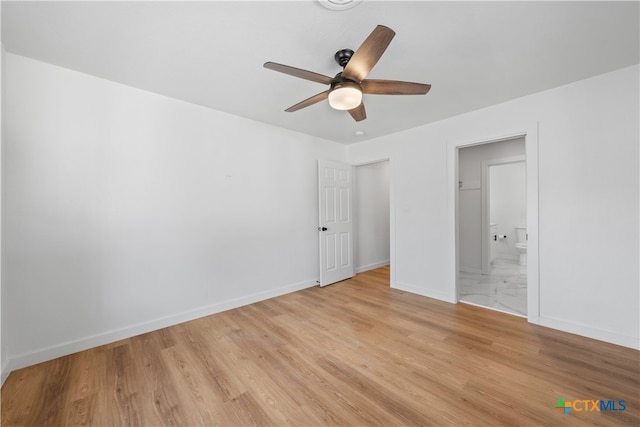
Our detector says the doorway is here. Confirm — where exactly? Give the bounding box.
[457,138,527,317]
[354,160,390,274]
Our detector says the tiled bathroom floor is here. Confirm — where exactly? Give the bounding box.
[459,258,527,317]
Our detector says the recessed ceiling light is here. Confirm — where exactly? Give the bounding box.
[317,0,363,11]
[354,130,366,137]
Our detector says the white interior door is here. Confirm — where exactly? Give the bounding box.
[318,160,354,286]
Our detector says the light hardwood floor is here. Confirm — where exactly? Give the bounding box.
[2,266,638,426]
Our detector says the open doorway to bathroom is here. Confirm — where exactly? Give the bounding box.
[457,138,527,317]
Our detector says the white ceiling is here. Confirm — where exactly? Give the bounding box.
[2,1,639,144]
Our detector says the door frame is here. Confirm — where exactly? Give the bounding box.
[448,125,540,324]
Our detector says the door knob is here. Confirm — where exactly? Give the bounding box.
[318,227,328,231]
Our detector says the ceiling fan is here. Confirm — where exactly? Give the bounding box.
[264,25,431,122]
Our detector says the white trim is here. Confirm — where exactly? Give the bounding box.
[389,158,396,288]
[525,123,540,323]
[1,358,11,386]
[355,260,390,274]
[6,278,317,372]
[447,142,460,303]
[447,124,540,324]
[393,282,457,304]
[538,316,640,350]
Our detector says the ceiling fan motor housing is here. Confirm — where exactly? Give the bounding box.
[334,49,355,68]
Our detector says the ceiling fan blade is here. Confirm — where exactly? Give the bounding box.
[342,25,395,83]
[348,102,366,122]
[264,62,333,85]
[285,90,330,112]
[361,79,431,95]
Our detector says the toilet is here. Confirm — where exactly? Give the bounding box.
[515,226,527,266]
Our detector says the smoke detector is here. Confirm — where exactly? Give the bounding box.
[317,0,362,11]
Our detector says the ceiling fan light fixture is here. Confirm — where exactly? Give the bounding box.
[328,82,362,110]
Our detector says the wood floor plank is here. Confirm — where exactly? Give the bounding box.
[2,266,638,426]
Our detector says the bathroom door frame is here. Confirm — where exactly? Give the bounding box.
[448,124,540,324]
[481,156,526,274]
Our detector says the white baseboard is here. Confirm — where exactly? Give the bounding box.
[355,260,390,274]
[6,278,318,373]
[1,358,11,386]
[7,277,635,379]
[392,281,457,304]
[537,315,639,350]
[391,283,638,350]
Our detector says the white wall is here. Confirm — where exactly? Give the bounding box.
[355,161,390,272]
[4,54,346,371]
[348,65,640,349]
[0,3,6,384]
[490,161,526,260]
[3,52,638,381]
[458,138,525,270]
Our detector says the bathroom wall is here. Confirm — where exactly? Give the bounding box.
[490,161,526,261]
[458,139,525,271]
